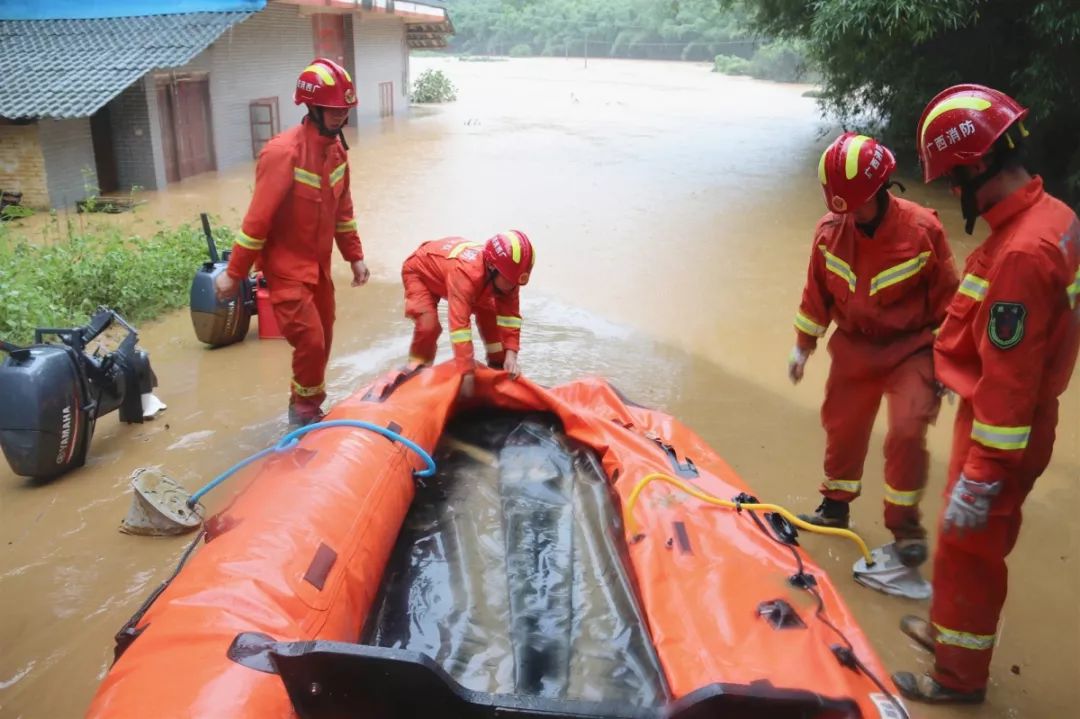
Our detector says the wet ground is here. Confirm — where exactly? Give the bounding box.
[1,57,1077,718]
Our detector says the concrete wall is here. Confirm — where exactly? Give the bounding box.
[0,122,49,209]
[106,79,159,192]
[176,2,313,172]
[38,118,95,208]
[142,3,412,182]
[353,14,411,118]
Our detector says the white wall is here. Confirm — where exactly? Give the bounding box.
[353,14,411,119]
[149,3,412,179]
[181,2,313,172]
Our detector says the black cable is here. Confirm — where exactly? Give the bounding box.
[738,505,910,719]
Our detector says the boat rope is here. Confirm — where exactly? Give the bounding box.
[186,420,437,509]
[623,472,874,565]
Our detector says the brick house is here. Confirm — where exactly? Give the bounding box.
[0,0,452,209]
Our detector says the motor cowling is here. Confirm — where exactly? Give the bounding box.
[190,261,254,347]
[0,344,95,479]
[190,212,255,348]
[0,308,158,480]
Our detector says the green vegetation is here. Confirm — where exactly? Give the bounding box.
[734,0,1080,203]
[714,38,809,82]
[1,204,34,221]
[0,221,226,344]
[411,68,459,103]
[76,166,143,214]
[445,0,760,63]
[712,53,750,76]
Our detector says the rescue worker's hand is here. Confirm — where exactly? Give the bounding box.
[351,260,370,287]
[214,272,239,303]
[458,372,475,399]
[787,346,810,385]
[504,350,520,380]
[943,475,1001,535]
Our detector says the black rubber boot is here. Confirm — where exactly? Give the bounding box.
[892,671,986,705]
[895,538,928,568]
[288,403,325,429]
[798,498,850,528]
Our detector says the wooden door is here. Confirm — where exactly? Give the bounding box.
[157,77,216,182]
[173,79,216,178]
[157,83,180,183]
[379,82,394,118]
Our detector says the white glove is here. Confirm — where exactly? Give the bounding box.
[788,346,810,385]
[943,475,1001,535]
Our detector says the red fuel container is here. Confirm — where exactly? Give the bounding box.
[254,274,284,340]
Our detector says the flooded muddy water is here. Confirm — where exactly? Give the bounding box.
[1,57,1076,718]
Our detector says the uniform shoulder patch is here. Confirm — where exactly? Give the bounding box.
[988,302,1026,350]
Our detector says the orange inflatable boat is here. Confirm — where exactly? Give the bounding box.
[88,363,908,719]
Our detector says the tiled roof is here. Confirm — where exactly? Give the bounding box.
[0,12,251,119]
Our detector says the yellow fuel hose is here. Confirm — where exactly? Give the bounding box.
[624,472,874,565]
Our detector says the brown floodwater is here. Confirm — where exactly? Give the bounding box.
[1,57,1076,718]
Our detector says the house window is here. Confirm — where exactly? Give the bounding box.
[249,98,279,159]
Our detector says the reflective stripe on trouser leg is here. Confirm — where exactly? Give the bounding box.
[882,350,936,539]
[271,277,329,407]
[820,354,884,502]
[929,400,1052,693]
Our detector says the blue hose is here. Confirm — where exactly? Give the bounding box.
[186,419,437,508]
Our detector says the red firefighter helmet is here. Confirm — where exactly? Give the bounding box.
[484,230,535,286]
[293,58,357,109]
[818,132,896,214]
[916,84,1029,183]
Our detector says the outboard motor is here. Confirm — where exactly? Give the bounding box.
[190,213,255,347]
[0,308,158,480]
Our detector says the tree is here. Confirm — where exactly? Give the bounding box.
[733,0,1080,203]
[443,0,755,62]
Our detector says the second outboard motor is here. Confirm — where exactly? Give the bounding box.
[0,308,158,480]
[190,213,255,347]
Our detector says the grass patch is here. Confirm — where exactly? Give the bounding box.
[0,220,233,344]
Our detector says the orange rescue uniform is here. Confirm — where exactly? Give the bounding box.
[226,120,362,411]
[929,177,1080,692]
[401,238,523,373]
[795,195,960,537]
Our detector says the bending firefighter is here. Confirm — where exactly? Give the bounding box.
[215,59,370,427]
[402,232,535,397]
[790,132,960,567]
[893,85,1080,705]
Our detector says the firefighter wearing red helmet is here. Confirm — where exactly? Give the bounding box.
[215,59,369,427]
[401,231,535,397]
[790,132,959,566]
[893,85,1080,705]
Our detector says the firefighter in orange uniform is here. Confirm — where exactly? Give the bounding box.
[893,85,1080,704]
[214,58,369,427]
[402,231,535,397]
[790,132,960,567]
